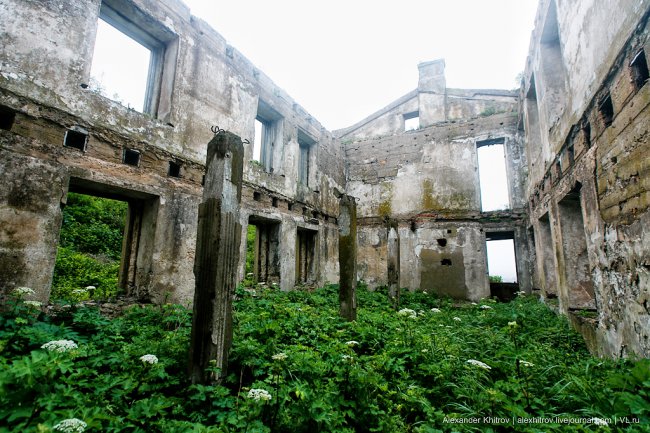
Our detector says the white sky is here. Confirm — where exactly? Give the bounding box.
[478,144,510,211]
[487,239,518,282]
[90,19,150,111]
[180,0,539,130]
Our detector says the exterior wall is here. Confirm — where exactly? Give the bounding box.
[523,0,650,357]
[338,62,530,300]
[0,0,344,303]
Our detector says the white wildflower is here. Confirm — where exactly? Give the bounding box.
[247,388,272,401]
[430,308,441,313]
[84,285,96,291]
[345,340,359,347]
[71,289,87,295]
[519,360,534,367]
[341,354,353,361]
[140,354,158,365]
[271,352,287,361]
[516,291,526,297]
[23,300,43,308]
[13,287,35,296]
[591,417,608,426]
[466,359,492,370]
[41,340,78,353]
[453,317,462,322]
[421,349,428,353]
[397,308,417,318]
[53,418,87,433]
[470,302,478,305]
[480,305,493,310]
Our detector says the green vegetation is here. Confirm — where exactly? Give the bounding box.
[244,224,257,286]
[1,285,648,432]
[489,275,503,283]
[52,193,127,300]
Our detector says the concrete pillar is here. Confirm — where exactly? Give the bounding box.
[338,193,357,321]
[387,220,400,308]
[189,131,244,384]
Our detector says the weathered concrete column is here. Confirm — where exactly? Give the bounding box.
[387,220,400,308]
[189,131,244,384]
[338,193,357,321]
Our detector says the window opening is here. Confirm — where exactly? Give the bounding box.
[599,93,613,127]
[404,111,420,131]
[64,129,88,151]
[631,49,649,90]
[0,105,15,131]
[298,130,316,186]
[91,14,152,112]
[477,138,510,211]
[253,100,282,172]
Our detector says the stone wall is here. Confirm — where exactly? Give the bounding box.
[0,0,344,303]
[338,62,531,300]
[522,0,650,357]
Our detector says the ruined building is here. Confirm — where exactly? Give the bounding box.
[0,0,648,358]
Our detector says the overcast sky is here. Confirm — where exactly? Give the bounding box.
[180,0,539,130]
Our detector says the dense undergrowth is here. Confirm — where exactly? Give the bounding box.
[52,192,127,300]
[1,285,649,433]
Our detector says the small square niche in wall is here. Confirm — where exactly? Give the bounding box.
[63,129,88,151]
[123,148,141,166]
[168,161,181,177]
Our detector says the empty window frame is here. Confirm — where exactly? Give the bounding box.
[538,0,568,123]
[298,130,316,186]
[404,111,420,131]
[0,105,16,131]
[599,93,614,128]
[476,138,510,211]
[253,100,282,172]
[631,49,649,90]
[90,0,178,119]
[64,128,89,151]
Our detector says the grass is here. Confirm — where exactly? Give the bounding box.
[1,285,648,432]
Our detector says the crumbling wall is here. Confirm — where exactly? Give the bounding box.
[523,0,650,357]
[338,62,529,299]
[0,0,344,302]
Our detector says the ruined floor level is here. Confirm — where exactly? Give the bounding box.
[0,0,648,358]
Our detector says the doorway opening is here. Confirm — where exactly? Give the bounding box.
[245,216,281,285]
[558,184,595,310]
[296,228,317,285]
[53,179,158,301]
[53,191,127,300]
[485,231,518,300]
